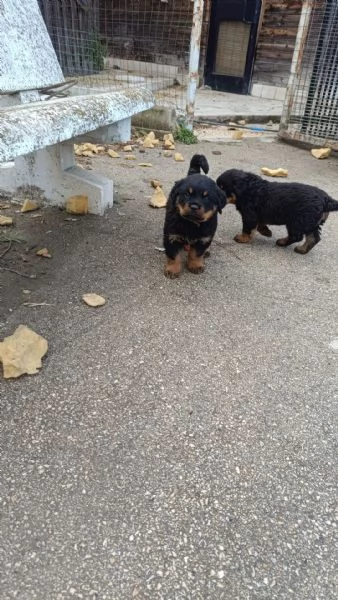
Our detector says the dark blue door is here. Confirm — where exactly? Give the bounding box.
[205,0,261,94]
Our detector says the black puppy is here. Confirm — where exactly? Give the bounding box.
[217,169,338,254]
[163,155,226,277]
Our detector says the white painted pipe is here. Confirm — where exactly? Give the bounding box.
[186,0,204,130]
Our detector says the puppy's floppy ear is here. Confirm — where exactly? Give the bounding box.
[167,178,184,208]
[216,187,227,213]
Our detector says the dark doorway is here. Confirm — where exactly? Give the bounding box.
[205,0,261,94]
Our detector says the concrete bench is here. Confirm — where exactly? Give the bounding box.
[0,0,155,214]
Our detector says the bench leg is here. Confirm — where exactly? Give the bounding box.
[79,118,132,144]
[6,142,113,215]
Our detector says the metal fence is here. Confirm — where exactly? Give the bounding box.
[38,0,202,125]
[279,0,338,149]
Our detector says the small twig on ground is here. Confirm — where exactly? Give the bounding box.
[0,267,37,279]
[0,241,12,260]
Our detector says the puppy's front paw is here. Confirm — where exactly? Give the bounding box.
[234,233,252,243]
[187,251,205,274]
[187,264,205,274]
[164,257,182,278]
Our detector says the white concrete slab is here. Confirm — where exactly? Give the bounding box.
[0,0,64,93]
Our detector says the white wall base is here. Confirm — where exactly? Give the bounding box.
[0,142,113,215]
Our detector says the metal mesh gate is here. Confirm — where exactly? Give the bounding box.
[279,0,338,149]
[37,0,197,122]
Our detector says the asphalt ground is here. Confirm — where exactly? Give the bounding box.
[0,136,337,599]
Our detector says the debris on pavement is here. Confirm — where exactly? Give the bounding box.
[21,199,40,213]
[82,293,106,307]
[174,153,184,162]
[311,147,331,159]
[107,149,120,159]
[66,195,89,215]
[150,180,162,188]
[261,167,288,177]
[149,186,167,208]
[36,248,52,258]
[0,324,48,379]
[0,215,13,226]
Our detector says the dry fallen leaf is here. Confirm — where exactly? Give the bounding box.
[0,215,13,226]
[149,186,167,208]
[36,248,52,258]
[82,293,106,307]
[164,138,175,149]
[125,155,136,160]
[21,199,39,213]
[163,151,172,158]
[66,195,89,215]
[311,148,331,159]
[107,149,120,158]
[143,138,155,149]
[261,167,288,177]
[174,153,185,162]
[138,163,153,167]
[150,179,162,188]
[123,145,133,152]
[163,133,175,144]
[0,325,48,379]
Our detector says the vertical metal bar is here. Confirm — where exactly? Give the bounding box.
[186,0,204,131]
[279,0,313,133]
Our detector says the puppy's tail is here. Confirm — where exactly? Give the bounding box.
[188,154,209,176]
[324,196,338,212]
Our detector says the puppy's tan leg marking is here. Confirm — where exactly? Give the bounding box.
[295,233,317,254]
[164,255,182,278]
[234,232,253,243]
[187,247,205,274]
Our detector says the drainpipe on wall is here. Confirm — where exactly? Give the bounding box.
[186,0,204,131]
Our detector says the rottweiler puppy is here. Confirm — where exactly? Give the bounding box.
[163,155,226,277]
[217,168,338,254]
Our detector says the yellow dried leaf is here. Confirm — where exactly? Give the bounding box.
[163,151,172,158]
[82,293,106,307]
[123,145,133,152]
[149,186,167,208]
[143,138,155,149]
[107,149,120,158]
[174,153,185,162]
[36,248,52,258]
[261,167,288,177]
[164,139,175,149]
[231,130,243,140]
[125,155,136,160]
[138,163,153,167]
[163,133,175,144]
[150,180,162,188]
[0,215,13,226]
[0,325,48,379]
[311,148,331,159]
[21,199,39,213]
[66,195,89,215]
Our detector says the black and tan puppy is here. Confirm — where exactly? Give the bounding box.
[217,169,338,254]
[163,155,226,277]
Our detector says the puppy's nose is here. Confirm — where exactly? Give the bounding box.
[189,202,200,210]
